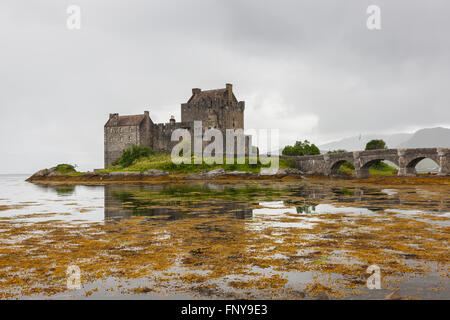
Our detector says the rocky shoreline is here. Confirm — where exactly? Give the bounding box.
[26,167,305,184]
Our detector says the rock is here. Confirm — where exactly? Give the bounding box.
[384,291,402,300]
[204,168,226,177]
[185,169,226,180]
[274,168,304,177]
[27,167,63,180]
[108,172,142,177]
[47,171,62,177]
[29,168,50,178]
[285,168,304,175]
[142,169,169,177]
[224,171,253,177]
[316,292,330,300]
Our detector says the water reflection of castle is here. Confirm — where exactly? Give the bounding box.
[104,184,254,220]
[30,183,449,220]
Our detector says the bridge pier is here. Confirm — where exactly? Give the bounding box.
[438,148,449,176]
[406,167,417,176]
[397,149,417,177]
[353,152,370,179]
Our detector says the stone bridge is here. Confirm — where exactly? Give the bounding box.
[281,148,450,178]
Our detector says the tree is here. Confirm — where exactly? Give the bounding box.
[365,139,387,167]
[365,139,387,151]
[282,140,320,156]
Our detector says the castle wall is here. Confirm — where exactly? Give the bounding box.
[150,120,251,159]
[151,122,193,153]
[104,125,141,168]
[181,103,244,131]
[104,113,151,168]
[139,115,152,149]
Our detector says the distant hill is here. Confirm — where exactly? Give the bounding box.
[319,133,412,152]
[397,127,450,148]
[319,127,450,151]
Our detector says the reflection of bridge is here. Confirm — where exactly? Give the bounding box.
[281,148,450,178]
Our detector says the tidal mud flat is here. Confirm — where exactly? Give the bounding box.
[0,175,448,299]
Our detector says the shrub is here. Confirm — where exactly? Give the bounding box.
[282,140,320,156]
[55,164,77,174]
[115,145,155,168]
[365,139,387,166]
[283,158,297,168]
[341,161,355,170]
[365,139,387,151]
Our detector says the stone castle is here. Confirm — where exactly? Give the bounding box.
[104,84,248,168]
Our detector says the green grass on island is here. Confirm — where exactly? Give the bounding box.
[53,145,398,176]
[54,164,86,176]
[99,153,291,174]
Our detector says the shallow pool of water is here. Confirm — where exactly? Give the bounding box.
[0,175,449,299]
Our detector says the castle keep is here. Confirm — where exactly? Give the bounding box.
[104,84,248,168]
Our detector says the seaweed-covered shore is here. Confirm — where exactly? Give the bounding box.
[26,166,450,186]
[25,167,305,184]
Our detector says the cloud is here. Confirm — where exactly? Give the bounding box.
[0,0,449,173]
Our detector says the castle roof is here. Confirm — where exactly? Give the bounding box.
[187,87,237,104]
[105,114,146,127]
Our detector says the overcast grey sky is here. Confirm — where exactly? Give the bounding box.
[1,0,449,173]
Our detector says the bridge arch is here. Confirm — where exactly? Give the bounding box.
[329,160,354,176]
[354,150,399,179]
[360,158,399,169]
[405,156,440,175]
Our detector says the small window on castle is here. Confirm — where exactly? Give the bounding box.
[129,136,131,141]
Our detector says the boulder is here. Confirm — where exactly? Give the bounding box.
[259,168,304,177]
[224,171,253,177]
[204,168,226,177]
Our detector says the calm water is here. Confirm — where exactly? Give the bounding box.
[0,175,449,299]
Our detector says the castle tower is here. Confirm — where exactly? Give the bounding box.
[180,83,245,132]
[104,111,152,168]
